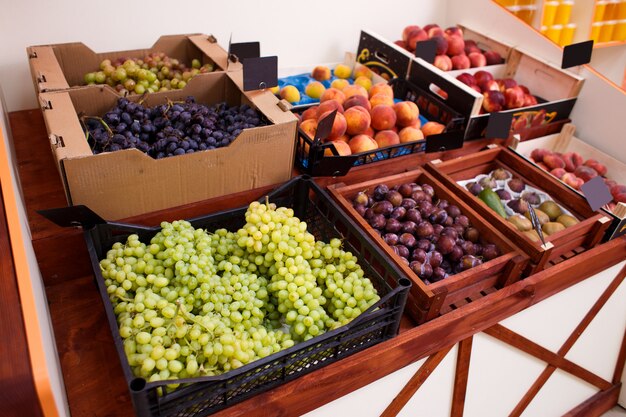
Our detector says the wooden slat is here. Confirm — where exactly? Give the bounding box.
[451,337,473,417]
[380,345,454,417]
[612,326,626,384]
[0,179,44,417]
[561,384,622,417]
[510,263,626,416]
[484,325,611,390]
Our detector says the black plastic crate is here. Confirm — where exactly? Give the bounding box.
[42,176,410,417]
[295,77,466,177]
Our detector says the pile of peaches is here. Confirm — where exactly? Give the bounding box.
[530,148,626,208]
[296,66,445,157]
[395,24,504,72]
[454,71,539,113]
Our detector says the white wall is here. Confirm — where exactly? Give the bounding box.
[0,0,447,112]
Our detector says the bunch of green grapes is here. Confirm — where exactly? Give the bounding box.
[98,202,380,391]
[83,52,215,95]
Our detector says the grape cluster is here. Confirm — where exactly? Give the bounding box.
[83,97,264,158]
[83,52,215,95]
[100,201,380,391]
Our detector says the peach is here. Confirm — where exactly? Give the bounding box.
[320,88,346,105]
[316,100,344,118]
[574,165,598,182]
[445,26,464,38]
[584,159,608,176]
[343,84,369,99]
[280,85,301,103]
[333,64,352,79]
[369,83,394,99]
[407,118,422,129]
[469,52,487,68]
[311,66,331,81]
[465,42,482,55]
[349,134,378,154]
[474,70,494,85]
[344,94,371,111]
[269,86,279,95]
[399,126,424,143]
[431,36,448,55]
[423,23,440,33]
[324,140,352,156]
[319,110,347,141]
[374,130,400,148]
[354,76,372,92]
[403,25,422,43]
[406,29,429,51]
[561,173,582,189]
[393,101,420,127]
[613,193,626,203]
[497,78,517,91]
[611,184,626,198]
[434,55,452,71]
[544,154,566,170]
[331,78,350,91]
[484,50,504,65]
[482,90,505,112]
[523,94,538,107]
[504,86,525,109]
[363,126,375,137]
[344,106,372,135]
[353,65,373,80]
[531,148,551,163]
[550,168,567,178]
[561,152,576,172]
[427,27,444,38]
[305,81,326,99]
[300,119,318,140]
[451,54,471,70]
[519,85,530,94]
[571,152,584,168]
[394,40,409,50]
[370,105,397,131]
[479,79,500,92]
[421,121,445,136]
[370,93,394,108]
[456,73,477,87]
[301,106,319,121]
[334,134,350,143]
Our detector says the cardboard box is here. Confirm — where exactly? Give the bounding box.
[512,124,626,240]
[445,48,585,139]
[27,34,230,95]
[38,71,297,220]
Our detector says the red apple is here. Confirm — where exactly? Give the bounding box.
[504,86,525,109]
[482,90,505,112]
[451,54,471,70]
[468,52,487,68]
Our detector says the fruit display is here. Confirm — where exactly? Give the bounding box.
[100,200,380,389]
[348,180,502,284]
[82,97,265,158]
[83,52,215,94]
[529,147,626,209]
[455,71,539,113]
[462,168,579,241]
[296,79,445,157]
[394,24,504,72]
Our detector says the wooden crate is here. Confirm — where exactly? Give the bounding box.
[511,123,626,240]
[327,168,528,324]
[426,145,612,273]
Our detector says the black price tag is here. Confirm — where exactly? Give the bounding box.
[314,110,337,143]
[229,42,261,61]
[242,56,278,91]
[425,130,464,153]
[38,205,106,229]
[580,176,612,212]
[561,40,594,69]
[485,112,513,139]
[413,39,437,64]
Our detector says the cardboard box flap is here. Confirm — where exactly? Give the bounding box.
[28,45,74,91]
[229,71,297,125]
[187,34,229,71]
[506,49,584,101]
[39,90,93,160]
[409,58,483,117]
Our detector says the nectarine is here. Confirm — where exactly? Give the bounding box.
[399,126,424,143]
[344,106,372,136]
[393,101,420,127]
[349,134,378,154]
[320,88,346,105]
[370,105,397,131]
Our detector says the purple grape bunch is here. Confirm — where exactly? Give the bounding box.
[83,97,265,158]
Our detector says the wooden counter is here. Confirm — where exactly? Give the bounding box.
[8,108,626,417]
